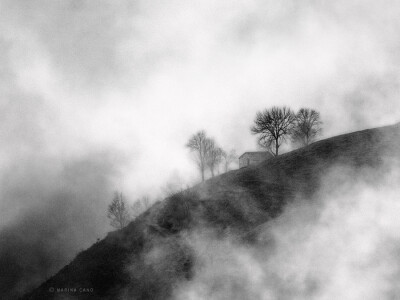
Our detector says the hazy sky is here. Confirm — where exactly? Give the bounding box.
[1,1,400,297]
[1,0,400,198]
[1,0,400,217]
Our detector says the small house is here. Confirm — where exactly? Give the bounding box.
[239,151,272,168]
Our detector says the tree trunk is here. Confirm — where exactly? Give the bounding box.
[275,140,279,156]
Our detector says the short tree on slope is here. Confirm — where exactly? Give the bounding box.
[108,192,130,229]
[292,108,322,146]
[251,106,296,156]
[131,196,151,219]
[221,149,237,172]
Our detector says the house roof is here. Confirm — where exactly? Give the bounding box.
[238,151,272,159]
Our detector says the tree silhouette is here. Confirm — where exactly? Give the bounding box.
[131,196,151,219]
[206,139,223,177]
[107,192,130,229]
[251,106,295,156]
[292,108,322,146]
[186,131,210,182]
[221,149,237,172]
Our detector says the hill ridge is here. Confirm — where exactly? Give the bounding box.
[23,123,400,300]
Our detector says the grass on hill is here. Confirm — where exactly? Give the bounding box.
[23,123,400,300]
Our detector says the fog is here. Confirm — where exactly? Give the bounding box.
[1,0,400,193]
[0,152,124,298]
[1,0,400,298]
[174,164,400,300]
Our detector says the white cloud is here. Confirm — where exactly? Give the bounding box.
[174,165,400,299]
[1,0,400,200]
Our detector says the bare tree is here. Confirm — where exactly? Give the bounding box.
[206,138,223,177]
[107,192,130,229]
[251,106,296,156]
[186,130,209,182]
[131,196,151,218]
[292,108,322,146]
[221,149,238,172]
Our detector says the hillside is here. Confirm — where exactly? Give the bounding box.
[23,123,400,300]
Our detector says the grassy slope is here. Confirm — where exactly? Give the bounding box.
[23,123,400,300]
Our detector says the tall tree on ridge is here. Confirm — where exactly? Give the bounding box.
[251,106,296,156]
[186,130,209,182]
[206,138,223,177]
[292,108,322,146]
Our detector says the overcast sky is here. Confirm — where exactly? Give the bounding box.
[2,1,400,296]
[1,0,400,203]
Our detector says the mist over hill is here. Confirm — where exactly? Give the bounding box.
[2,0,400,299]
[22,123,400,300]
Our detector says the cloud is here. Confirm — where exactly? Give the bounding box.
[1,0,400,297]
[0,151,122,299]
[1,0,400,190]
[173,164,400,299]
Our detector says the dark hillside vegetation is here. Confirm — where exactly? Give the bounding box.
[23,123,400,300]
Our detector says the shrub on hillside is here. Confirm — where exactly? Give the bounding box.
[157,190,199,233]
